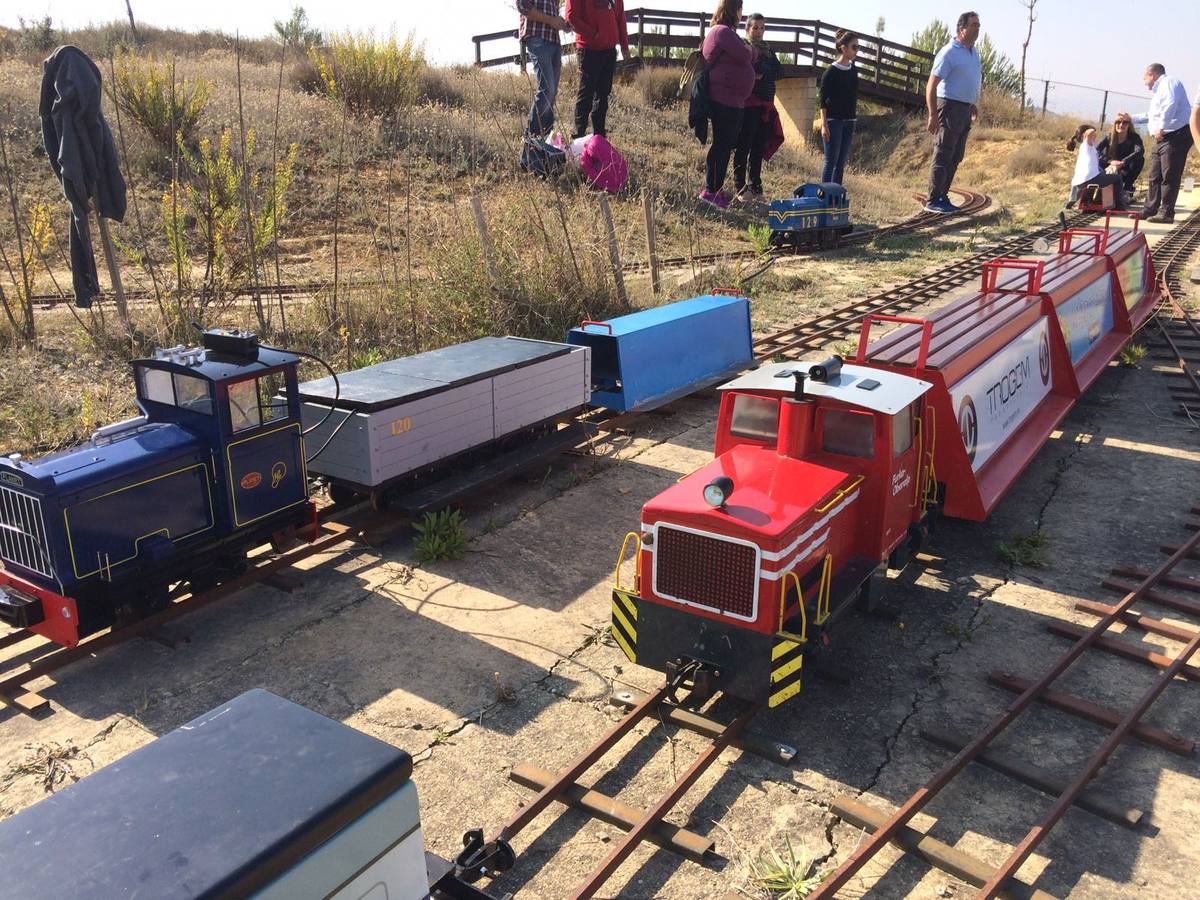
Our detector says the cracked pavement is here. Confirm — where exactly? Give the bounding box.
[1,350,1199,897]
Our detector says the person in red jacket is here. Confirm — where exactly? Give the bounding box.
[565,0,630,140]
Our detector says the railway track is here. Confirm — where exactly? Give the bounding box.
[453,684,771,900]
[752,209,1092,360]
[27,192,991,310]
[1146,206,1200,421]
[810,510,1200,899]
[622,188,992,275]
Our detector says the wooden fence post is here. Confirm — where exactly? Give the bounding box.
[598,195,629,310]
[642,191,660,296]
[1099,90,1109,126]
[469,195,500,286]
[94,211,129,330]
[1041,80,1050,119]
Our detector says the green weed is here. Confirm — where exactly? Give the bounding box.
[751,836,826,899]
[998,529,1050,568]
[747,223,774,255]
[412,508,468,564]
[1119,343,1147,367]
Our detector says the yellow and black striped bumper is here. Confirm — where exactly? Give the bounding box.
[769,633,804,708]
[610,588,638,663]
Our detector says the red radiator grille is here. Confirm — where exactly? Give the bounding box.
[654,526,758,619]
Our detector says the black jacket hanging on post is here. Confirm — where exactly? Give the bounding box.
[39,45,127,308]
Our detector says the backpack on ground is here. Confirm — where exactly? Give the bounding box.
[520,136,567,177]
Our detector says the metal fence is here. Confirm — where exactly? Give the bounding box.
[1028,77,1147,126]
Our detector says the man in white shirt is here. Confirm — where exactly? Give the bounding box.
[1131,63,1193,223]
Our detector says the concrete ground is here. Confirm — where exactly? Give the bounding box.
[0,199,1198,900]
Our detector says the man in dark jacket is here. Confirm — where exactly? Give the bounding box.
[40,45,126,308]
[565,0,630,140]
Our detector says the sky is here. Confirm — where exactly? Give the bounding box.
[4,0,1199,119]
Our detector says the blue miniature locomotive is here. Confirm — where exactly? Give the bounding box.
[767,182,852,247]
[0,329,313,646]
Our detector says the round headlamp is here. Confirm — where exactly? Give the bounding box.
[703,476,734,509]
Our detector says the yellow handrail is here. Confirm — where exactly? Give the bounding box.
[815,554,833,625]
[910,414,924,509]
[614,531,642,593]
[778,569,807,643]
[922,404,938,513]
[814,474,866,514]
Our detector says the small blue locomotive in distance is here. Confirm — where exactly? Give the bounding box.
[0,328,314,647]
[767,182,852,248]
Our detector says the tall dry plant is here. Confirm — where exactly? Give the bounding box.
[111,51,211,149]
[308,30,424,118]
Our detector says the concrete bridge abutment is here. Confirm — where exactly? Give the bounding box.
[774,76,819,148]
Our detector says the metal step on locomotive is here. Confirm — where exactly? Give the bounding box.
[610,211,1159,711]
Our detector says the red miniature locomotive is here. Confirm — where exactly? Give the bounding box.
[612,213,1157,708]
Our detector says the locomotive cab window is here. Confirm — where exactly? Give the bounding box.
[173,373,212,415]
[228,371,290,433]
[730,394,779,442]
[891,404,914,457]
[257,371,289,425]
[821,408,875,458]
[138,367,174,406]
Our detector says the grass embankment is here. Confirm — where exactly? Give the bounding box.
[0,22,1187,453]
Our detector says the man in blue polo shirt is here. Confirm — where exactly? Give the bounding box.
[923,11,982,214]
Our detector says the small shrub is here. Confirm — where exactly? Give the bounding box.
[113,51,211,149]
[634,65,679,108]
[289,56,323,95]
[16,16,56,53]
[1006,142,1054,176]
[1119,343,1146,367]
[309,30,425,118]
[998,529,1050,568]
[418,65,467,108]
[413,508,468,564]
[274,5,322,51]
[751,836,826,899]
[747,222,773,255]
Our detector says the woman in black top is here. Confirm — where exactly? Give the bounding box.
[733,13,783,197]
[819,30,859,185]
[1096,112,1144,198]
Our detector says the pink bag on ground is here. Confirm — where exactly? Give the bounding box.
[578,135,629,194]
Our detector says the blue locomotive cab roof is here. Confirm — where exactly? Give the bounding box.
[133,344,299,385]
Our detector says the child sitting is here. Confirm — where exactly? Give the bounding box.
[1066,124,1126,210]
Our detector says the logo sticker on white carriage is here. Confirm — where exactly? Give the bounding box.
[390,416,413,436]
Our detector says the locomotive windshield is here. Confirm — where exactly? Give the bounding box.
[136,366,212,416]
[228,371,289,433]
[821,408,874,458]
[729,394,779,442]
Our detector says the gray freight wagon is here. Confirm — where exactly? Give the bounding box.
[298,336,591,508]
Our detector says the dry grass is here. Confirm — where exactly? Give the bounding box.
[3,37,1195,452]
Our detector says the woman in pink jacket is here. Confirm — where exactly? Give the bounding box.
[699,0,755,208]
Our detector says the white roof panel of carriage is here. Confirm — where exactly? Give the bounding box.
[719,361,933,415]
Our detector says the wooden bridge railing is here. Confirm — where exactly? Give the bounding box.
[471,8,934,107]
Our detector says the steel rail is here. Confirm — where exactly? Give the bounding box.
[623,188,991,275]
[979,616,1200,897]
[570,701,758,900]
[752,209,1093,360]
[807,526,1200,899]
